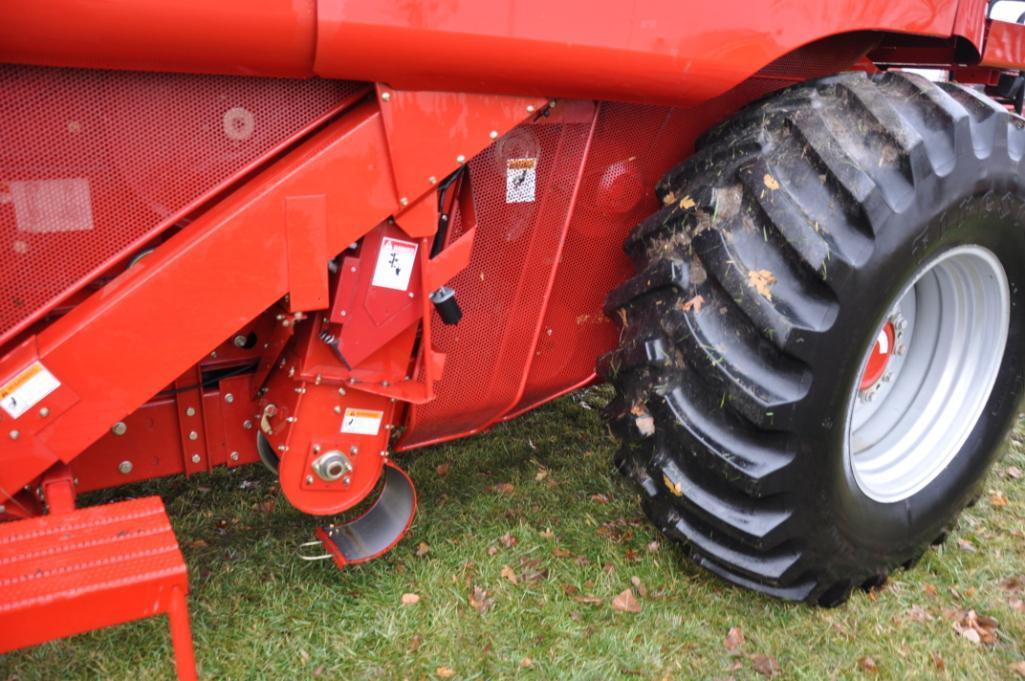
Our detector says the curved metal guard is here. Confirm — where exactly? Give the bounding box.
[313,462,417,568]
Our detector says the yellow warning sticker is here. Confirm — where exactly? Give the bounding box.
[0,361,60,419]
[340,407,384,436]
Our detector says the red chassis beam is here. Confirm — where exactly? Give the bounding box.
[0,91,544,499]
[0,1,979,106]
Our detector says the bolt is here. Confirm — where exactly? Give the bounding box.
[191,454,201,464]
[350,445,359,455]
[224,393,234,403]
[343,476,351,486]
[527,104,536,113]
[243,419,253,430]
[400,197,409,207]
[381,91,391,102]
[288,366,296,377]
[286,416,297,423]
[456,154,466,164]
[8,429,18,440]
[233,334,247,347]
[381,380,390,387]
[188,430,198,441]
[338,387,347,396]
[428,176,437,184]
[186,407,196,416]
[489,130,498,140]
[112,422,127,436]
[210,351,218,358]
[230,451,240,462]
[333,405,342,414]
[0,505,5,514]
[408,291,414,298]
[305,475,315,484]
[277,444,287,453]
[894,343,906,356]
[340,310,347,317]
[39,407,49,417]
[118,460,133,474]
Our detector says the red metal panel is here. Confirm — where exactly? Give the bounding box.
[3,1,962,105]
[0,66,363,348]
[400,115,594,447]
[980,19,1025,70]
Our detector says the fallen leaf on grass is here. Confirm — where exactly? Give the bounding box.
[957,538,976,552]
[747,270,776,301]
[612,588,641,613]
[590,493,610,504]
[553,546,572,558]
[401,593,420,606]
[952,609,999,645]
[493,482,515,494]
[415,542,430,557]
[646,541,660,552]
[186,539,209,549]
[991,492,1009,507]
[750,654,781,678]
[436,667,455,679]
[679,195,696,210]
[931,653,945,671]
[1006,465,1023,480]
[724,627,745,653]
[904,605,934,623]
[469,585,494,613]
[501,565,519,585]
[520,657,534,669]
[763,174,780,191]
[1011,661,1025,678]
[858,656,879,673]
[487,546,498,556]
[662,191,677,206]
[409,634,423,652]
[630,575,647,598]
[535,468,549,482]
[499,533,518,548]
[574,595,603,605]
[678,294,705,313]
[436,463,451,477]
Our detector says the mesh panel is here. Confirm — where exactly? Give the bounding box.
[0,65,362,344]
[403,121,592,446]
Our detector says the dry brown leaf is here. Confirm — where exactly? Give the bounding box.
[991,492,1009,507]
[763,174,780,191]
[747,270,776,301]
[499,533,518,548]
[415,542,430,557]
[1011,661,1025,678]
[679,294,706,313]
[751,654,781,678]
[958,538,977,552]
[500,565,519,585]
[553,546,572,558]
[630,575,648,598]
[646,541,660,552]
[409,634,423,652]
[436,667,455,679]
[679,195,696,210]
[494,482,515,494]
[574,594,603,605]
[953,609,999,645]
[724,627,745,653]
[469,585,494,613]
[1006,465,1023,479]
[535,468,549,482]
[1002,576,1025,592]
[540,527,554,538]
[612,588,641,613]
[931,653,945,671]
[436,462,451,477]
[487,546,498,556]
[663,473,683,497]
[905,605,933,623]
[187,539,209,549]
[663,191,677,206]
[520,657,534,669]
[858,656,879,673]
[401,593,420,606]
[590,493,610,504]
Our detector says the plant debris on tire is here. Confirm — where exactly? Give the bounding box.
[600,71,1025,606]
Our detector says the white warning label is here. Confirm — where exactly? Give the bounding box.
[0,361,61,419]
[371,237,418,291]
[340,407,384,436]
[10,178,95,233]
[506,158,537,203]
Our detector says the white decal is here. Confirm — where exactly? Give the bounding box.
[506,158,537,203]
[371,237,418,291]
[340,407,384,436]
[11,178,94,233]
[0,362,61,419]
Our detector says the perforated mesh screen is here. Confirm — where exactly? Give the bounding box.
[0,65,362,345]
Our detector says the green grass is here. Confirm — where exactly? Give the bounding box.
[3,387,1025,680]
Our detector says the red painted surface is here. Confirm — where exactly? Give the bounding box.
[0,496,196,680]
[1,1,968,104]
[981,19,1025,70]
[859,323,896,391]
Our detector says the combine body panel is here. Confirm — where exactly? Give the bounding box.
[2,0,1025,675]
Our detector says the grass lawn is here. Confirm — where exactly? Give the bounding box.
[3,386,1025,680]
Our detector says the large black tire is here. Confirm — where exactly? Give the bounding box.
[600,71,1025,606]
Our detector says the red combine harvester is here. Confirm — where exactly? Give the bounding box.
[4,1,1025,676]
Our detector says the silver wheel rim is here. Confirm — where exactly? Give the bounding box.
[845,245,1010,503]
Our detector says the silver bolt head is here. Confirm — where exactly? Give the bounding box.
[112,421,127,436]
[526,105,536,113]
[489,130,498,140]
[456,154,466,164]
[186,407,196,417]
[343,476,351,486]
[381,91,391,102]
[305,475,315,484]
[233,334,248,347]
[243,419,253,430]
[229,451,240,461]
[9,429,20,440]
[39,407,49,417]
[118,460,133,474]
[191,454,201,464]
[333,405,342,414]
[224,393,234,403]
[188,430,199,441]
